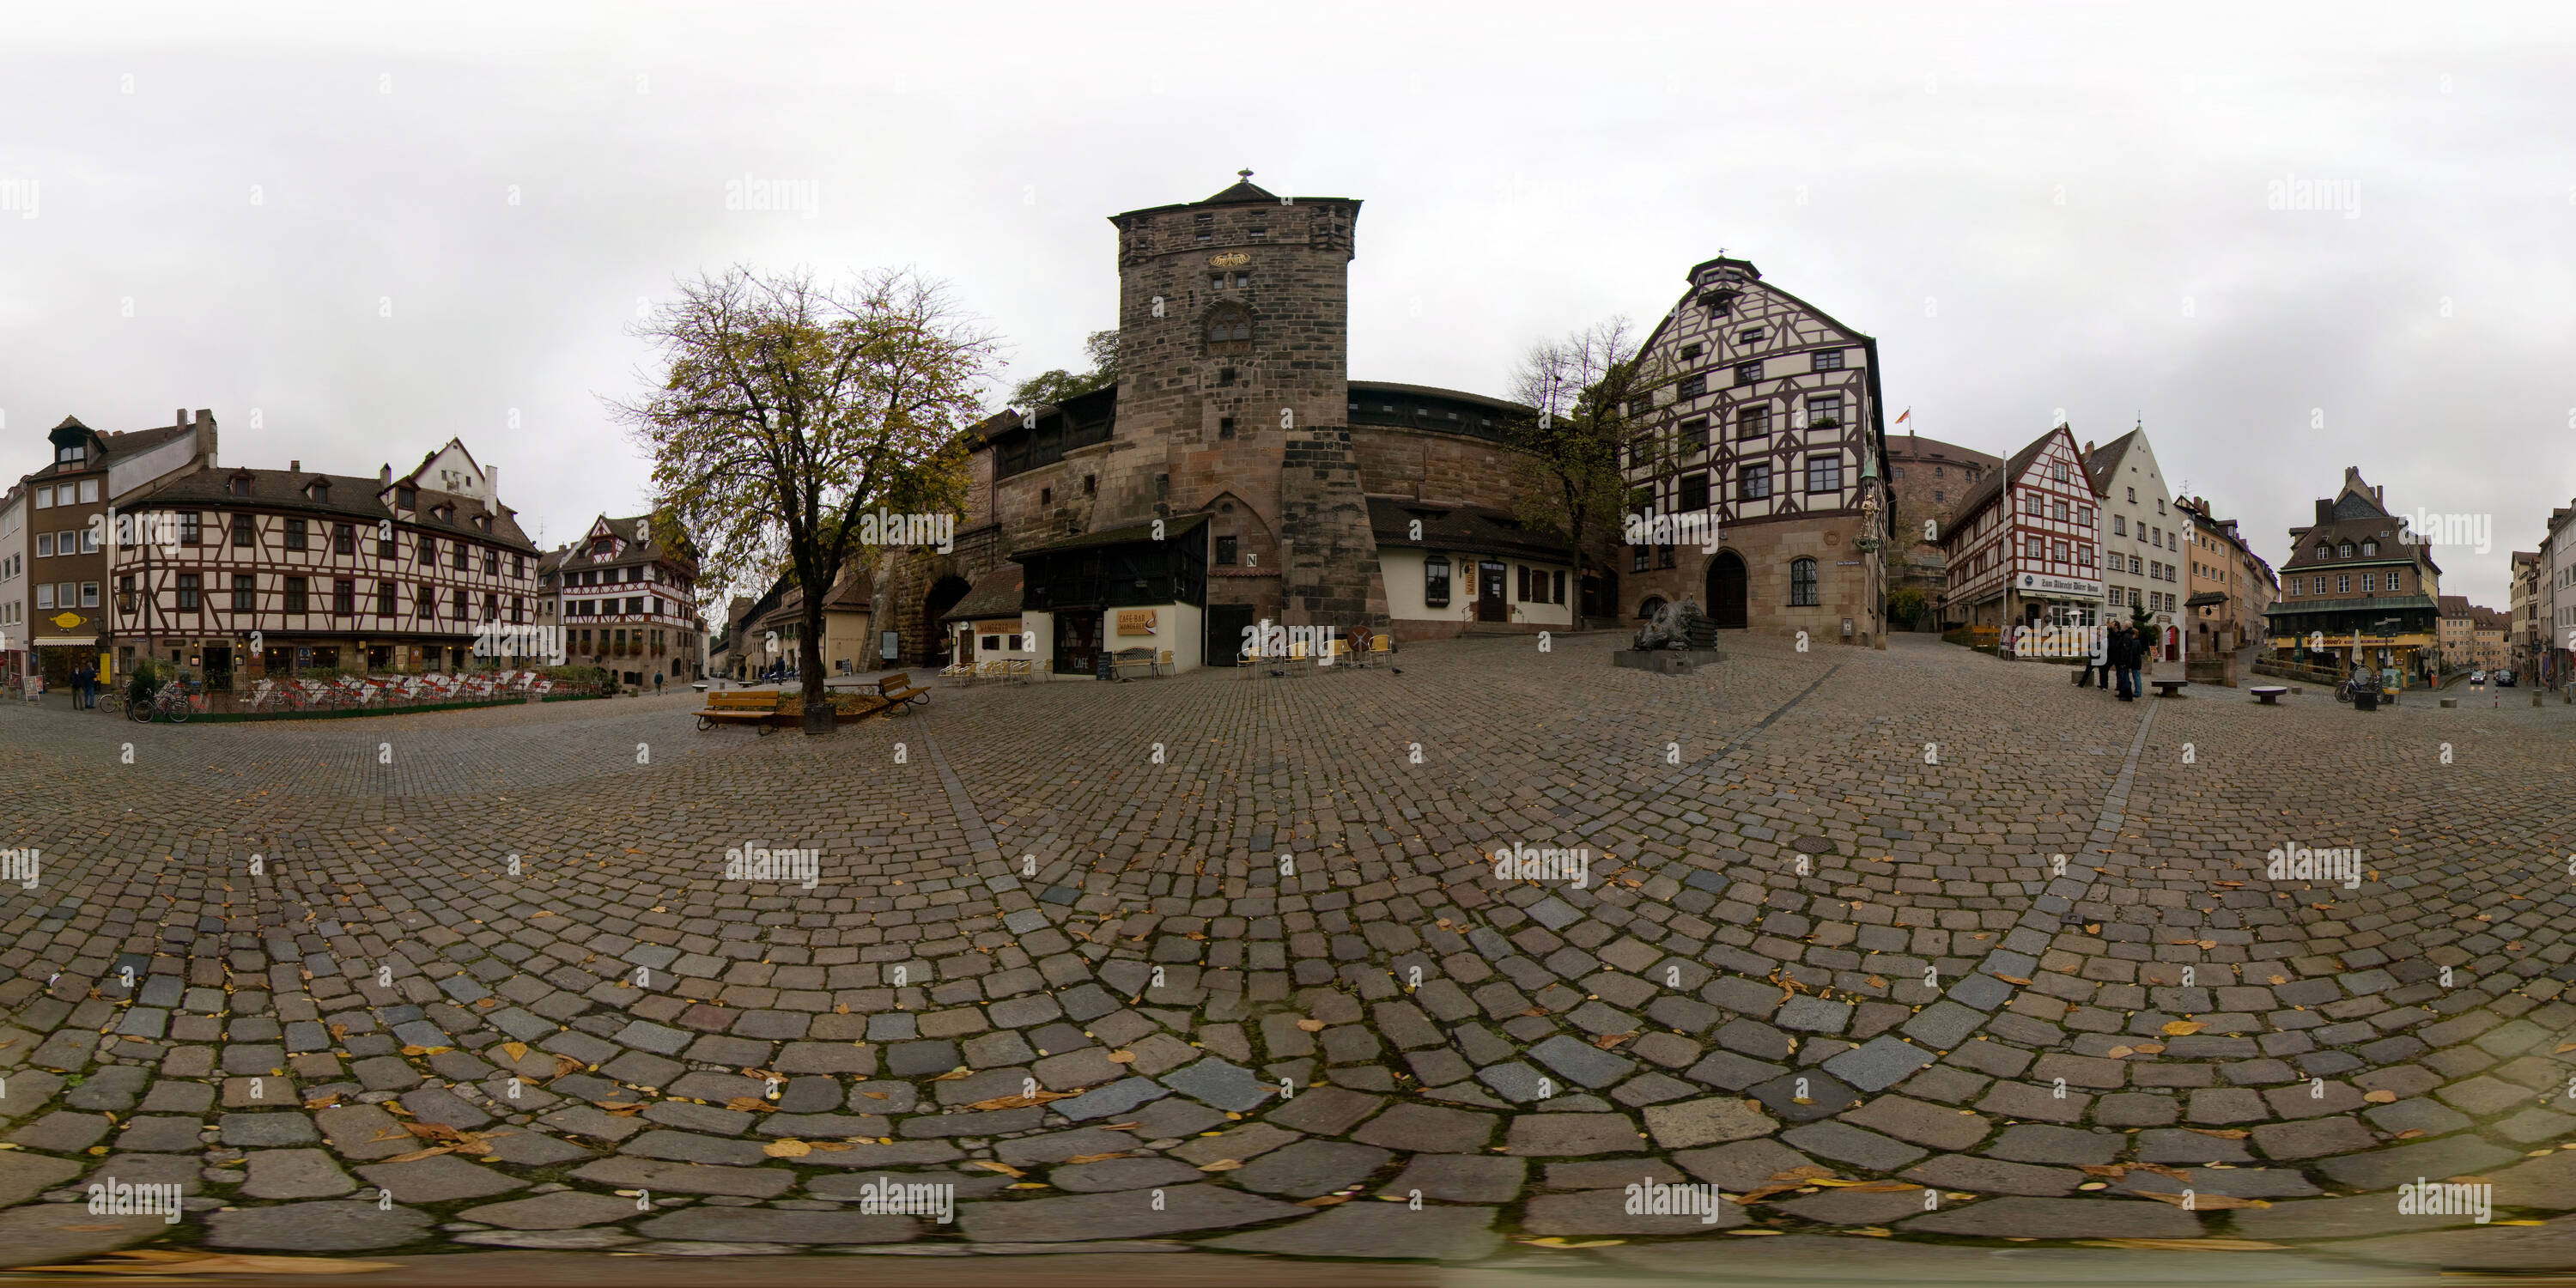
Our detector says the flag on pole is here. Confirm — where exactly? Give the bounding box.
[1894,408,1911,424]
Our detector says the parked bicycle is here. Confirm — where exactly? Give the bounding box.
[94,685,125,716]
[128,679,194,724]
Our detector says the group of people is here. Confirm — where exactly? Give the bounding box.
[65,661,104,709]
[2077,622,2156,701]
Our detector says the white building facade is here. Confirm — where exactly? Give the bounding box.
[2084,428,2184,662]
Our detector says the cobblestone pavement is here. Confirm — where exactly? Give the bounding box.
[3,635,2573,1273]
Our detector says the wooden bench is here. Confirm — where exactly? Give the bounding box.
[2251,685,2288,705]
[696,689,789,735]
[876,671,930,710]
[2152,679,2189,698]
[1111,647,1158,681]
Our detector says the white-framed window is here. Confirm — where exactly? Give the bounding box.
[78,480,100,503]
[33,485,52,508]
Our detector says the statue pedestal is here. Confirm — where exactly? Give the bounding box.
[1613,650,1723,676]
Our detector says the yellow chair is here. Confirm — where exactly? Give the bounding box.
[1158,649,1174,677]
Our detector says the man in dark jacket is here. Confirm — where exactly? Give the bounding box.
[2113,625,2136,701]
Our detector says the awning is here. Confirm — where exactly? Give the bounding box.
[33,637,98,647]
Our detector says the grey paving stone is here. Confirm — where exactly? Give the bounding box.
[1641,1096,1777,1149]
[0,1206,180,1271]
[570,1156,798,1198]
[636,1208,919,1243]
[452,1228,640,1249]
[112,1115,204,1153]
[453,1185,639,1226]
[242,1148,355,1199]
[1353,1103,1495,1153]
[1048,1156,1204,1192]
[8,1110,112,1152]
[2312,1134,2524,1189]
[1777,996,1853,1034]
[1506,1112,1643,1157]
[1159,1058,1276,1112]
[623,1128,769,1166]
[1053,1076,1170,1122]
[218,1112,319,1147]
[1781,1120,1927,1170]
[1232,1139,1392,1197]
[356,1152,529,1202]
[1901,1195,2204,1238]
[1984,1123,2125,1166]
[1522,1187,1745,1234]
[1823,1036,1941,1094]
[1267,1085,1385,1136]
[1206,1202,1502,1259]
[954,1184,1303,1242]
[2251,1115,2378,1161]
[1528,1035,1638,1089]
[1901,1154,2085,1196]
[1774,1185,1941,1224]
[204,1200,434,1251]
[0,1152,83,1207]
[1380,1153,1528,1203]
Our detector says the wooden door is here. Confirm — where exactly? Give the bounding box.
[1477,563,1507,623]
[1709,551,1749,629]
[1055,611,1102,675]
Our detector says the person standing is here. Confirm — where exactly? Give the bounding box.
[654,670,665,696]
[2113,625,2136,701]
[75,661,92,709]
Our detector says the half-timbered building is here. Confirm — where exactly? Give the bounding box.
[1937,423,2106,635]
[1617,258,1894,644]
[108,440,539,686]
[547,513,708,684]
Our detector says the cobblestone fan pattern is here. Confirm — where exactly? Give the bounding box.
[3,637,2573,1266]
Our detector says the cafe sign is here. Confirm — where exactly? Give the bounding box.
[1115,610,1157,637]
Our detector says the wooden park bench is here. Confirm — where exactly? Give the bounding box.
[876,671,931,711]
[1110,647,1159,681]
[2152,679,2189,698]
[2251,685,2288,705]
[696,689,790,735]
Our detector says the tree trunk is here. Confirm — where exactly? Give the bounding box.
[799,596,833,735]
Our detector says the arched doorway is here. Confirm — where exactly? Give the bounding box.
[1706,551,1748,629]
[923,575,971,665]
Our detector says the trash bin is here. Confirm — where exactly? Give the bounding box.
[2354,688,2379,712]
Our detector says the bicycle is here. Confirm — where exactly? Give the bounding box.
[94,686,125,717]
[128,680,194,724]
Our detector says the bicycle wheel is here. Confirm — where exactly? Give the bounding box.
[128,695,152,722]
[167,699,191,725]
[96,690,123,716]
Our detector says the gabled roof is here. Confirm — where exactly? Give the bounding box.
[1365,498,1572,564]
[127,466,538,551]
[1944,424,2069,536]
[940,565,1025,623]
[1204,172,1276,204]
[2081,428,2145,495]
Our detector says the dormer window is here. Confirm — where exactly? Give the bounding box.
[2360,539,2376,556]
[229,475,252,497]
[56,444,86,465]
[396,485,416,510]
[2337,541,2354,558]
[435,504,454,523]
[476,514,493,532]
[308,481,331,504]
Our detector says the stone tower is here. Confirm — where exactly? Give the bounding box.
[1108,173,1387,627]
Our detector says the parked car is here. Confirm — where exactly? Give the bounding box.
[2469,671,2486,685]
[2495,668,2517,687]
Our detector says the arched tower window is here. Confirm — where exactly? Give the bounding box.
[1204,303,1252,356]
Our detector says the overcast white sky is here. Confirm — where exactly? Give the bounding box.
[5,1,2572,606]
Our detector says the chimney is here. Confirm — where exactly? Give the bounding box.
[175,408,186,427]
[2084,440,2095,456]
[380,464,392,486]
[290,459,301,473]
[486,465,499,501]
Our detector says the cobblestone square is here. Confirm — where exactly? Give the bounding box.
[3,633,2573,1274]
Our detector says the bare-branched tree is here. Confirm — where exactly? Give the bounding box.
[1505,318,1674,614]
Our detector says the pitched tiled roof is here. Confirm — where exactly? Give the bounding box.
[1947,425,2065,533]
[2081,428,2143,496]
[940,565,1025,623]
[129,466,538,553]
[1365,498,1572,563]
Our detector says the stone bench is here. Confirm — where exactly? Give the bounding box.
[2251,686,2287,705]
